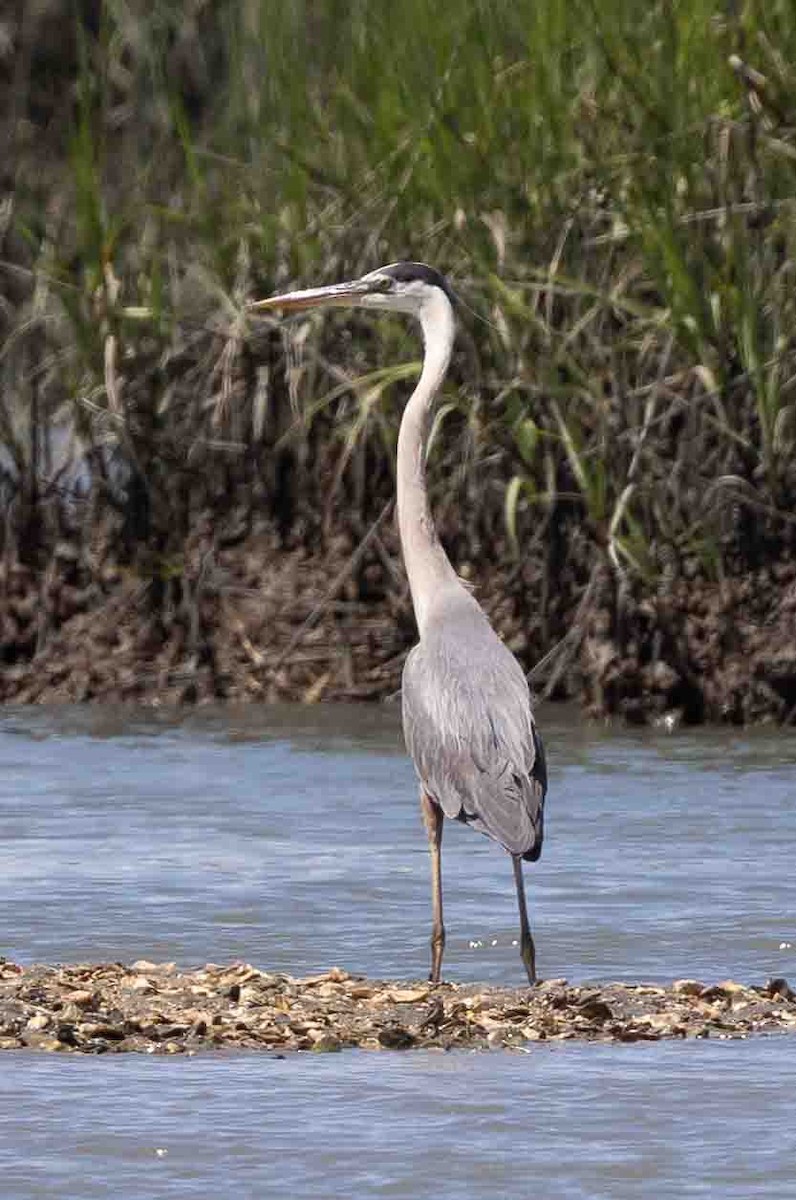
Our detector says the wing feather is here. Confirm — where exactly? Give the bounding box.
[402,620,546,860]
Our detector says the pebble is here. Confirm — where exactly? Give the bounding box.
[316,982,344,998]
[312,1034,342,1053]
[715,980,747,995]
[65,989,95,1008]
[577,998,614,1024]
[388,987,430,1004]
[127,976,156,994]
[673,979,704,996]
[77,1022,125,1040]
[377,1025,415,1049]
[349,984,376,1000]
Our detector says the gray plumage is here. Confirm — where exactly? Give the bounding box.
[252,260,548,985]
[402,589,545,860]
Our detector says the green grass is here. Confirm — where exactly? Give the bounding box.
[3,0,796,596]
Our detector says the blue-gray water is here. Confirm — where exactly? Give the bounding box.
[1,704,794,1198]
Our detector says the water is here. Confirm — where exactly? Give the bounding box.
[1,704,794,1197]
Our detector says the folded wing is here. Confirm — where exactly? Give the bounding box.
[402,622,546,861]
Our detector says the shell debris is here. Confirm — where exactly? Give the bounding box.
[1,959,795,1054]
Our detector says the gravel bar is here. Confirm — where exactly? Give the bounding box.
[2,959,795,1054]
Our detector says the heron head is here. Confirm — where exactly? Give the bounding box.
[249,261,456,319]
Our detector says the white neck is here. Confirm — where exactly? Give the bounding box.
[396,289,460,636]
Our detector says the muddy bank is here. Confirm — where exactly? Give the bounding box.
[1,534,795,724]
[1,959,795,1054]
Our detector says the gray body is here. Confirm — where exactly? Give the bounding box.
[402,589,545,861]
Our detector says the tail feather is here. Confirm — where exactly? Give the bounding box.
[459,769,544,860]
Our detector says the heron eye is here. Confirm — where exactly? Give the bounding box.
[372,275,393,293]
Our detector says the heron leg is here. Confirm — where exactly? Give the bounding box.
[420,791,445,983]
[512,855,537,985]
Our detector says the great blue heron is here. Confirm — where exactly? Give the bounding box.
[252,262,547,985]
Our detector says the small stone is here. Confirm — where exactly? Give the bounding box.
[365,991,392,1008]
[256,1027,288,1044]
[577,998,613,1024]
[673,979,704,996]
[312,1035,342,1052]
[388,987,430,1004]
[418,998,445,1033]
[349,984,376,1000]
[64,990,95,1008]
[477,1013,505,1032]
[377,1025,416,1049]
[36,1037,67,1052]
[60,1003,86,1022]
[127,976,156,993]
[230,968,263,985]
[77,1022,125,1041]
[715,980,747,996]
[699,985,731,1003]
[296,972,337,987]
[614,1024,661,1043]
[26,1013,51,1031]
[316,982,344,998]
[535,978,568,992]
[160,1025,189,1040]
[639,1012,682,1033]
[765,977,795,1001]
[695,1001,723,1019]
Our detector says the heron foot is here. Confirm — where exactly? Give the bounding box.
[520,934,537,987]
[429,925,446,984]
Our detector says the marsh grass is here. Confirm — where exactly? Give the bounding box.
[2,0,796,710]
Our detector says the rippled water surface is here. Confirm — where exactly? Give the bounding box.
[1,704,794,1197]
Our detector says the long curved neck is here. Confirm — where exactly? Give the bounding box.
[397,290,459,636]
